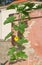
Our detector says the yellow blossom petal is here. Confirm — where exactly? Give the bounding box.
[14,36,19,41]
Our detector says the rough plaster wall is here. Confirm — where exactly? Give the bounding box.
[0,9,16,39]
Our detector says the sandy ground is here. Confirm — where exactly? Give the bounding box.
[0,41,12,64]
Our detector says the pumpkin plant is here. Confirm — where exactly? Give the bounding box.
[4,2,42,62]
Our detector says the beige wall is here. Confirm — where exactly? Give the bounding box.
[0,9,16,39]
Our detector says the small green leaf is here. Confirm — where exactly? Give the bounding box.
[17,37,28,45]
[7,4,18,10]
[8,46,16,55]
[24,2,35,9]
[17,6,25,13]
[36,4,42,9]
[19,22,26,33]
[13,25,19,31]
[22,11,29,16]
[21,15,25,20]
[4,16,16,25]
[10,54,17,62]
[4,32,13,40]
[16,51,28,59]
[19,28,24,33]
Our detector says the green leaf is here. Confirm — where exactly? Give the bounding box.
[13,25,19,31]
[24,2,35,9]
[16,51,28,59]
[10,54,17,62]
[8,47,16,56]
[19,29,24,34]
[17,37,28,45]
[17,6,25,13]
[22,11,29,16]
[36,4,42,9]
[13,22,27,33]
[21,15,25,20]
[4,32,13,40]
[7,4,18,10]
[19,22,26,33]
[4,16,16,25]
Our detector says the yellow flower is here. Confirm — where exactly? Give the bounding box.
[14,36,19,41]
